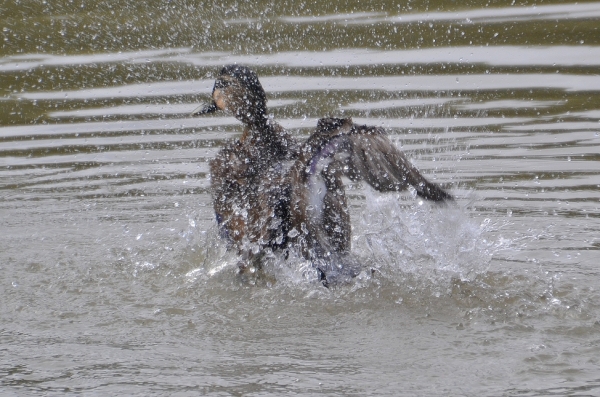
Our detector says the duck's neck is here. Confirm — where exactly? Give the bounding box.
[241,115,273,143]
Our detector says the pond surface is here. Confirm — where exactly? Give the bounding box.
[2,1,600,395]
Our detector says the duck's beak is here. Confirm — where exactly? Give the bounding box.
[190,102,218,117]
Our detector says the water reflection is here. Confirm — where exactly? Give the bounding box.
[3,45,600,73]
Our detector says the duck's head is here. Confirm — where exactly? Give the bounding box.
[192,65,268,126]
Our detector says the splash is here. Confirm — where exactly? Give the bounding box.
[352,188,496,283]
[184,189,497,290]
[182,191,593,323]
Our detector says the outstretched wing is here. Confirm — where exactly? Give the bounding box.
[288,117,453,281]
[345,125,452,202]
[303,117,453,201]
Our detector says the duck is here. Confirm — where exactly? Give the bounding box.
[192,65,453,286]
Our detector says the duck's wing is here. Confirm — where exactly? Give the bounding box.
[287,118,452,285]
[302,117,453,201]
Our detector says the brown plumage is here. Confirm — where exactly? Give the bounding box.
[192,65,453,285]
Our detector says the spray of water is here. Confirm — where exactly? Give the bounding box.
[180,190,593,324]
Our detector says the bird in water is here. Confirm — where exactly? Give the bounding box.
[192,65,453,286]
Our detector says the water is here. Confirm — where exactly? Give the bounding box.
[2,0,600,395]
